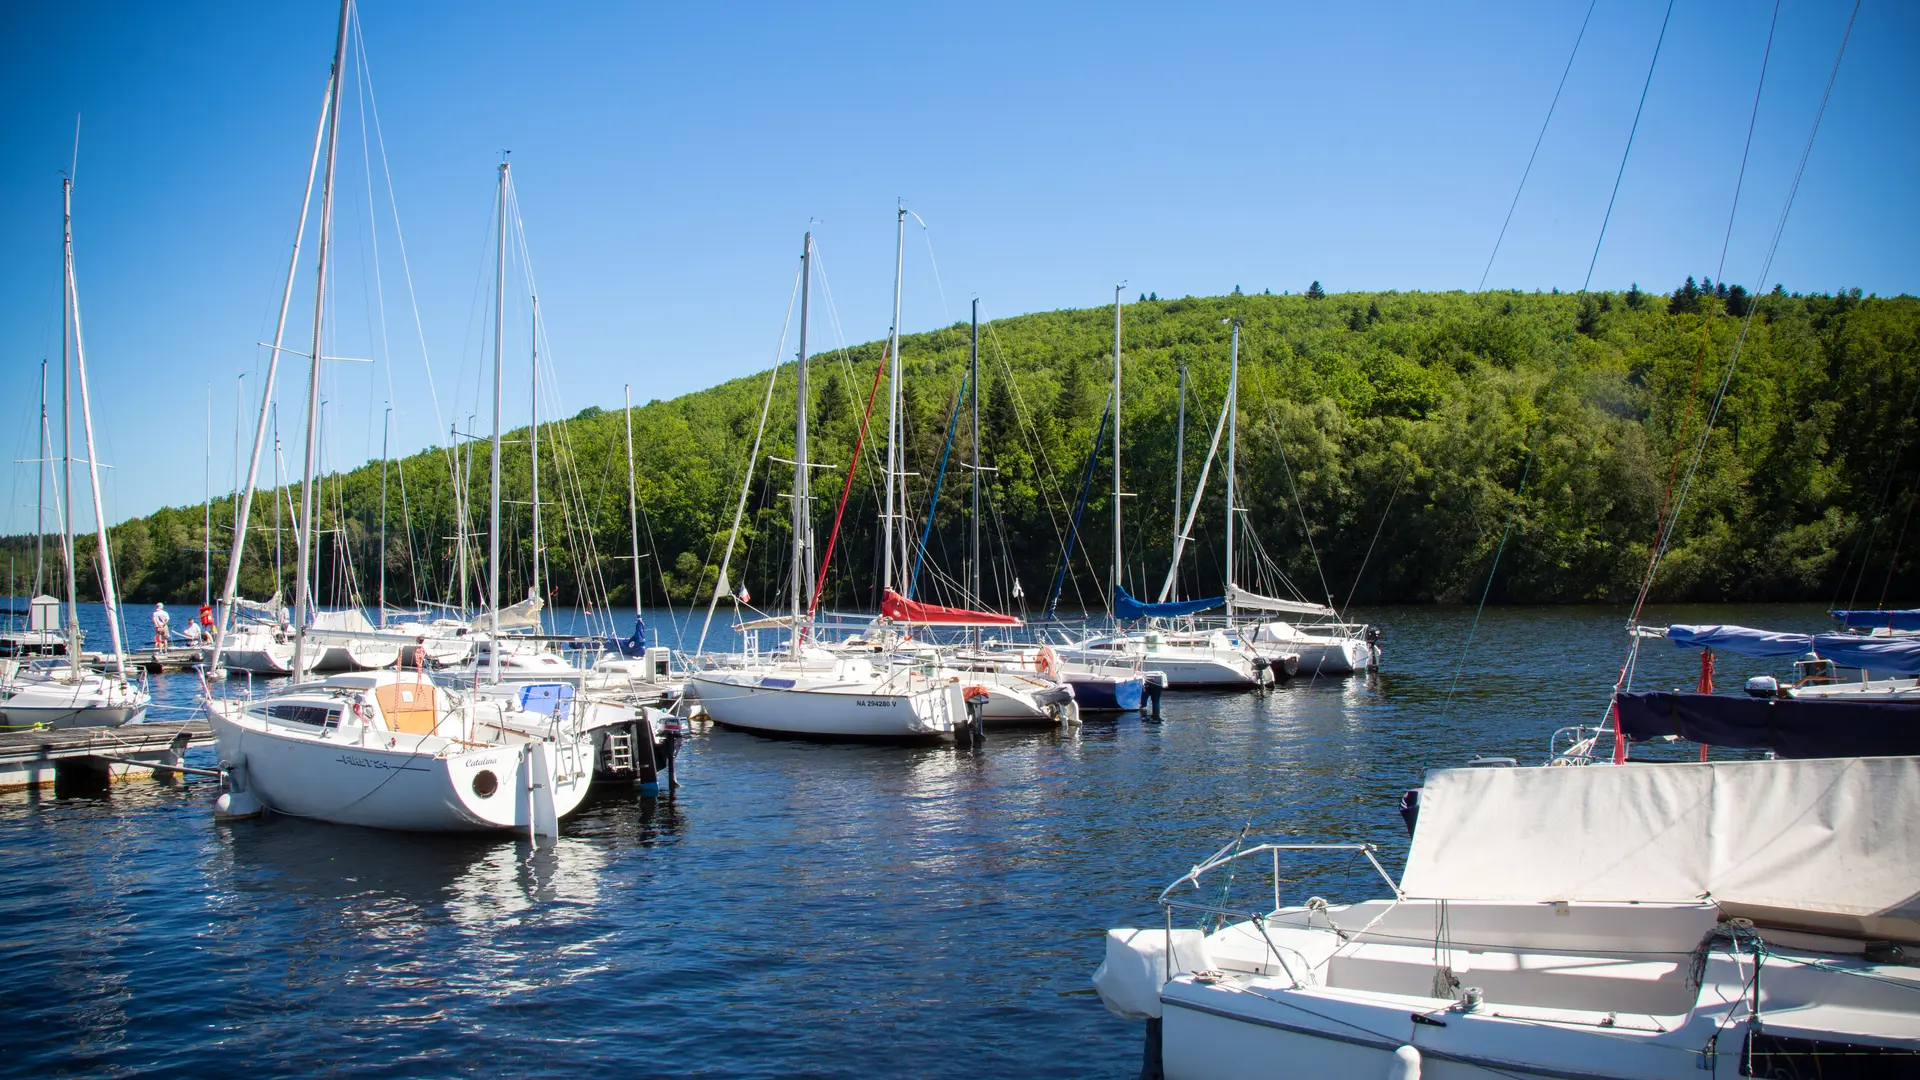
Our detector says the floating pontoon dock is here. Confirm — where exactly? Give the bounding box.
[0,720,215,791]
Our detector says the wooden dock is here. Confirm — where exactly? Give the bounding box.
[0,719,215,791]
[83,648,205,674]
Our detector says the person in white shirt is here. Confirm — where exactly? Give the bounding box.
[151,603,171,649]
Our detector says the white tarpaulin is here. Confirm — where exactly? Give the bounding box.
[493,594,544,630]
[1400,757,1920,940]
[1226,585,1333,617]
[309,607,375,633]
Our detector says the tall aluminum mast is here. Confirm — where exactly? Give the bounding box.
[1172,362,1187,601]
[1111,284,1124,609]
[34,360,46,598]
[68,191,130,677]
[623,385,642,618]
[529,294,541,625]
[1223,320,1240,618]
[292,0,353,680]
[969,298,981,609]
[378,406,390,625]
[792,232,812,632]
[59,180,79,663]
[487,159,508,681]
[884,203,904,596]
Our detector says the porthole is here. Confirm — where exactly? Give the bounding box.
[471,769,499,799]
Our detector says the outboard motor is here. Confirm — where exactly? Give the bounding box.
[1745,674,1783,699]
[1140,673,1165,719]
[959,685,991,747]
[1032,683,1078,727]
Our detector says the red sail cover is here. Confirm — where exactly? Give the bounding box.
[881,589,1021,627]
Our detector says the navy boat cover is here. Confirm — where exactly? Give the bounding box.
[1615,690,1920,759]
[1830,609,1920,631]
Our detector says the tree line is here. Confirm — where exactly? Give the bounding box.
[6,283,1917,617]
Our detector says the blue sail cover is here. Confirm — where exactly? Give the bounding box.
[1114,586,1221,621]
[1810,634,1920,675]
[1667,623,1920,674]
[1830,609,1920,631]
[1616,691,1920,759]
[1667,624,1812,658]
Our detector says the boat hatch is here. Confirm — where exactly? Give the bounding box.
[265,703,339,729]
[375,680,441,735]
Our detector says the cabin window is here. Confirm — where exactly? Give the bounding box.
[266,703,339,729]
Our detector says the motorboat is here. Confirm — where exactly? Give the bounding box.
[953,641,1144,713]
[1243,619,1377,674]
[1095,755,1920,1079]
[205,669,598,834]
[0,661,147,728]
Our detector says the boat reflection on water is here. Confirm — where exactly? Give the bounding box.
[207,815,612,1012]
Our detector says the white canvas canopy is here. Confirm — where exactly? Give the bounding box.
[493,593,544,631]
[1226,585,1333,618]
[1400,757,1920,940]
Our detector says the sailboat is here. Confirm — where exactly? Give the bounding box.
[1052,290,1263,689]
[689,231,965,742]
[205,8,595,835]
[0,175,150,730]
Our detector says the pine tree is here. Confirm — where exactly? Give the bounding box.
[1306,280,1326,300]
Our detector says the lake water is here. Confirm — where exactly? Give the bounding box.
[0,602,1839,1078]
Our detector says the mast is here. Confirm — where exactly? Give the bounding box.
[273,407,282,591]
[378,405,390,626]
[453,419,468,614]
[66,189,129,677]
[884,203,904,596]
[1172,362,1187,600]
[529,295,540,624]
[792,231,812,634]
[969,298,981,609]
[292,0,351,680]
[232,373,245,544]
[1224,320,1240,618]
[487,160,507,681]
[624,384,642,619]
[60,180,78,664]
[1111,284,1123,608]
[34,360,46,598]
[210,69,330,676]
[203,387,212,607]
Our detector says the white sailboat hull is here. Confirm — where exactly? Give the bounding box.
[206,701,592,832]
[0,669,147,728]
[689,669,962,740]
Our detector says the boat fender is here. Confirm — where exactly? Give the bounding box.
[1386,1045,1421,1080]
[215,789,263,819]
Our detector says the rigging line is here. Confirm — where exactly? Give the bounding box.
[1876,490,1917,609]
[803,354,887,631]
[1478,0,1600,291]
[907,210,952,326]
[1582,0,1675,293]
[1717,0,1781,282]
[1342,458,1410,614]
[982,316,1098,602]
[1648,0,1863,621]
[350,7,448,462]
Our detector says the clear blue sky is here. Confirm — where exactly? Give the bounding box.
[1,0,1913,534]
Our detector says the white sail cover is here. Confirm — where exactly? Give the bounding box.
[1400,757,1920,939]
[231,592,285,624]
[493,593,544,630]
[309,607,375,633]
[1226,585,1333,617]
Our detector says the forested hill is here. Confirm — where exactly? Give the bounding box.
[10,282,1920,614]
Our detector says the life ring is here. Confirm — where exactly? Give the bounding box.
[1036,646,1061,680]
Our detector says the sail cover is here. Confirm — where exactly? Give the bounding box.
[1616,690,1920,758]
[1226,585,1334,617]
[1400,756,1920,940]
[880,589,1020,627]
[1831,609,1920,631]
[1115,586,1221,621]
[493,593,544,630]
[1667,623,1920,673]
[1666,623,1811,657]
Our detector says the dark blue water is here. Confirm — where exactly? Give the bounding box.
[0,602,1836,1078]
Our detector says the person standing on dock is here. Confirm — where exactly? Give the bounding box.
[151,603,171,649]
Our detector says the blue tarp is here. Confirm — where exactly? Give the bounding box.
[1809,635,1920,676]
[1115,586,1222,621]
[1830,609,1920,631]
[1667,624,1812,658]
[1615,690,1920,759]
[1667,623,1920,674]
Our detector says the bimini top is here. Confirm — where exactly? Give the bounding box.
[880,589,1020,627]
[1667,623,1920,675]
[1831,608,1920,631]
[1114,586,1221,621]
